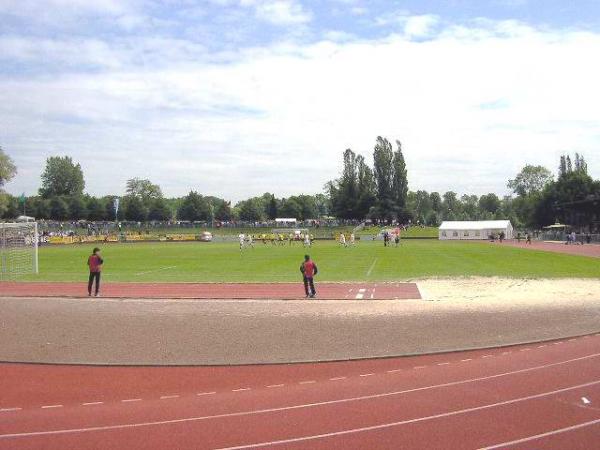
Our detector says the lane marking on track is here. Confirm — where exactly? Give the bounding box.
[135,266,177,276]
[482,355,493,358]
[2,354,598,440]
[266,385,284,389]
[160,395,179,400]
[0,408,21,412]
[366,259,378,277]
[519,348,531,352]
[197,392,216,396]
[216,380,600,449]
[41,405,62,409]
[569,339,577,342]
[437,363,450,366]
[582,397,591,404]
[355,293,364,299]
[121,399,142,403]
[480,418,600,450]
[299,381,316,385]
[413,366,427,370]
[387,369,402,373]
[461,359,473,362]
[359,373,375,377]
[329,377,346,381]
[82,402,103,406]
[554,342,564,345]
[358,288,366,293]
[232,389,251,392]
[537,345,547,348]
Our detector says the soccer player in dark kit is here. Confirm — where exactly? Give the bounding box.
[300,254,318,298]
[87,247,104,297]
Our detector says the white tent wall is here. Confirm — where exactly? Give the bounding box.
[438,221,514,241]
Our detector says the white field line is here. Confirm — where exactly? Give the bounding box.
[1,354,598,440]
[366,259,378,277]
[135,266,177,276]
[217,380,600,450]
[480,418,600,449]
[355,294,364,299]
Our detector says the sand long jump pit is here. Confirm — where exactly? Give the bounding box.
[0,278,599,365]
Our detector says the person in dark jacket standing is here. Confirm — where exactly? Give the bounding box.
[87,247,104,297]
[300,254,318,298]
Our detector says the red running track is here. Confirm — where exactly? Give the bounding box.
[490,240,600,259]
[0,334,599,449]
[0,281,420,300]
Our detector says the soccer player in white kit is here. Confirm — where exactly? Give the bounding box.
[339,233,347,247]
[304,233,311,247]
[238,233,245,250]
[350,233,355,246]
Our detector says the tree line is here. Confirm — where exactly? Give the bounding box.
[1,143,598,228]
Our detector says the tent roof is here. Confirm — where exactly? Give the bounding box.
[439,220,512,231]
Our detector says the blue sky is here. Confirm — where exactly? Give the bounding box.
[1,0,599,201]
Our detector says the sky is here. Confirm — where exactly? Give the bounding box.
[1,0,600,202]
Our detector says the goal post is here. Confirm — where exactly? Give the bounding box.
[0,222,39,280]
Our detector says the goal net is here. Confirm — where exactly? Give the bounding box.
[0,222,38,280]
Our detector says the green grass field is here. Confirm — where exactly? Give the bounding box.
[22,240,600,283]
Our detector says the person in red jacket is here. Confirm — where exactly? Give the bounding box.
[87,247,104,297]
[300,254,318,298]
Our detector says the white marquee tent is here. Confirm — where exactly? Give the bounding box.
[439,220,514,241]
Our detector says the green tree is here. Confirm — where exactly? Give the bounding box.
[123,195,148,222]
[68,196,87,220]
[126,178,163,203]
[214,200,232,221]
[39,156,85,198]
[355,155,376,219]
[478,193,501,215]
[178,191,211,222]
[392,140,409,220]
[0,147,17,187]
[148,197,172,221]
[267,195,278,220]
[86,197,106,221]
[373,137,395,219]
[50,197,70,220]
[237,198,265,222]
[280,197,303,219]
[508,165,553,197]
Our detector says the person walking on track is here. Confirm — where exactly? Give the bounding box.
[300,254,318,298]
[87,247,103,297]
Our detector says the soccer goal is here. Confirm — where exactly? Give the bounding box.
[0,222,39,280]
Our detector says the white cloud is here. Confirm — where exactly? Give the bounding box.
[250,0,312,25]
[2,18,600,201]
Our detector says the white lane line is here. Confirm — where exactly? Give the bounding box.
[329,377,346,381]
[582,397,591,404]
[355,293,364,299]
[299,381,316,385]
[359,373,375,377]
[2,354,598,440]
[197,392,216,396]
[502,352,511,355]
[437,363,450,366]
[482,355,493,358]
[461,359,473,362]
[121,399,142,403]
[266,384,284,389]
[0,408,21,412]
[159,395,179,400]
[232,388,251,392]
[135,266,177,276]
[519,348,531,352]
[481,418,600,450]
[553,342,564,345]
[537,345,547,348]
[216,380,600,450]
[387,369,402,373]
[413,366,427,370]
[366,259,378,277]
[41,405,63,409]
[569,339,577,342]
[82,402,103,406]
